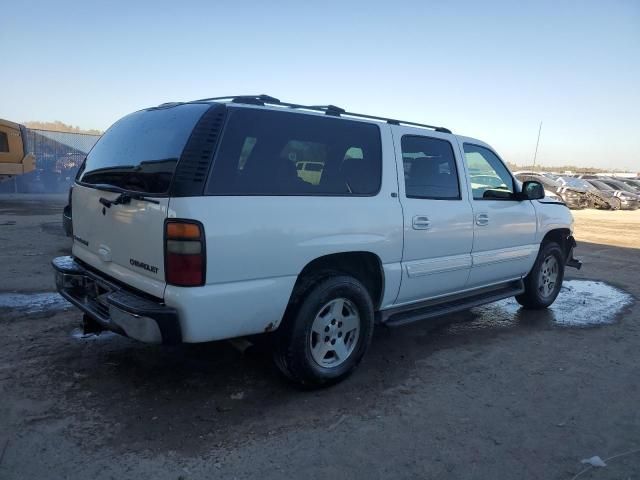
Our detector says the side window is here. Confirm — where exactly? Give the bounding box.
[463,144,514,200]
[401,136,460,200]
[0,132,9,153]
[206,108,382,196]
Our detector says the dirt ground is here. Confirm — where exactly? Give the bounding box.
[571,209,640,249]
[0,195,639,479]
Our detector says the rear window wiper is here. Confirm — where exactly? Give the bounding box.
[95,185,160,207]
[99,192,160,208]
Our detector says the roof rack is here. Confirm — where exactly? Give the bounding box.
[187,94,452,134]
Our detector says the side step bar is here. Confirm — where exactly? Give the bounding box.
[382,280,525,328]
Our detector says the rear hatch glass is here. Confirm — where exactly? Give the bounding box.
[78,103,210,193]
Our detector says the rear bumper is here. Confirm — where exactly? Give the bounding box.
[52,256,181,344]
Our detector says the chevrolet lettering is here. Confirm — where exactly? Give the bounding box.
[129,259,159,274]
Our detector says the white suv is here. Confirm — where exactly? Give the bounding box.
[53,95,581,386]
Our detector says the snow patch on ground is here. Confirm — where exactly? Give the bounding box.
[0,292,71,314]
[481,280,633,327]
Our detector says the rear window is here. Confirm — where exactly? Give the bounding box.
[305,163,323,172]
[77,103,210,194]
[0,132,8,153]
[206,108,382,195]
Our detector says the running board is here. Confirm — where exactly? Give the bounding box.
[382,280,525,328]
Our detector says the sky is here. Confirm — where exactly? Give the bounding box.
[2,0,639,170]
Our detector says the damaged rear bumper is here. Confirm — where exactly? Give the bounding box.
[52,256,181,344]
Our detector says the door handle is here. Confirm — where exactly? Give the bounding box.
[412,215,431,230]
[475,213,489,226]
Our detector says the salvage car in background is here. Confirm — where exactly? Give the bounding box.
[556,177,620,210]
[615,178,640,192]
[514,172,588,209]
[585,179,640,210]
[596,178,640,198]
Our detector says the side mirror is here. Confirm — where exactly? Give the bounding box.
[520,180,545,200]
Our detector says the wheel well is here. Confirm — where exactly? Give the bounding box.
[542,228,571,256]
[291,252,384,310]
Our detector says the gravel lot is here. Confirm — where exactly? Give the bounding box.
[0,195,638,479]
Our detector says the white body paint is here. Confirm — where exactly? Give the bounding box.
[70,106,575,343]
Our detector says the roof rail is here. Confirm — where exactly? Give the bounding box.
[186,94,452,134]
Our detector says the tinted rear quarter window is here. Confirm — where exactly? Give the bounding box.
[206,108,382,196]
[78,103,210,194]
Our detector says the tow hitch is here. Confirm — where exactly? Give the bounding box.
[82,313,106,335]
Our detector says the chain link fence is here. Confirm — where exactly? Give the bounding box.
[0,129,101,193]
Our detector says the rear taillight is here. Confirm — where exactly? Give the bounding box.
[164,220,205,286]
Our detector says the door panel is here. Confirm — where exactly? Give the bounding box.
[467,202,538,286]
[394,131,474,304]
[460,141,538,287]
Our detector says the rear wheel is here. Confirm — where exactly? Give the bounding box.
[273,275,374,387]
[516,242,565,309]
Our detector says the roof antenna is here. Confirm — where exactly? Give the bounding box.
[532,121,543,171]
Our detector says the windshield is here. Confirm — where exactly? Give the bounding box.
[557,177,592,191]
[77,103,210,194]
[621,179,640,189]
[589,180,614,191]
[605,180,637,193]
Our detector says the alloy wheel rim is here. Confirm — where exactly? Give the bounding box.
[538,255,559,298]
[309,298,360,368]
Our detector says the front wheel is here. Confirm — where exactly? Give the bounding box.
[516,242,565,309]
[273,275,374,387]
[609,197,622,210]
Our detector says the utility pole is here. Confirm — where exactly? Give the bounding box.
[532,121,543,171]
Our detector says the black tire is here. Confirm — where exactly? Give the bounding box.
[273,274,374,387]
[516,241,565,309]
[610,197,621,210]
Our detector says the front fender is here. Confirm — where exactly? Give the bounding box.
[532,200,574,241]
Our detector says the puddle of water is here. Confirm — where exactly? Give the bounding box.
[0,292,71,314]
[473,280,633,328]
[0,279,633,340]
